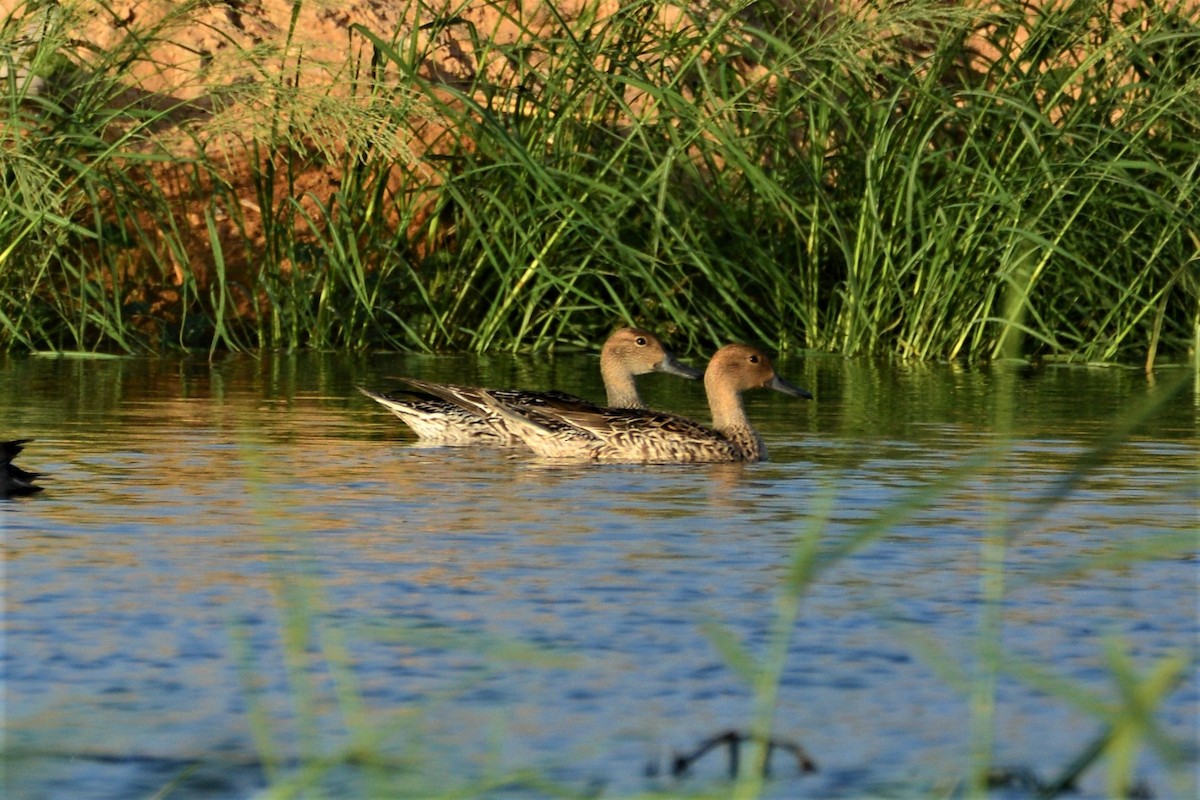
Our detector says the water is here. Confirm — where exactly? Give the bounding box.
[2,352,1197,799]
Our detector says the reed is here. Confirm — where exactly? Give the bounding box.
[218,362,1196,799]
[693,368,1196,800]
[1,0,1196,362]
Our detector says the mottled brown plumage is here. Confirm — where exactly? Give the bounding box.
[415,343,813,463]
[359,328,700,444]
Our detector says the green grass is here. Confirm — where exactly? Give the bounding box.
[219,365,1196,799]
[0,350,1193,798]
[1,0,1197,361]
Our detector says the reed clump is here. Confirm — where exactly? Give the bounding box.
[0,0,1196,362]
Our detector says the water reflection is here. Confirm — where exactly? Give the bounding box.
[1,352,1196,799]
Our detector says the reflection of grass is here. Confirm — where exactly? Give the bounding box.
[231,441,587,798]
[221,368,1196,799]
[0,0,1196,361]
[709,367,1197,799]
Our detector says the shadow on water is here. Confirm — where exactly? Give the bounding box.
[1,352,1196,799]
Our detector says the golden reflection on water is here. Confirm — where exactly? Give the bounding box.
[3,351,1194,594]
[1,352,1196,799]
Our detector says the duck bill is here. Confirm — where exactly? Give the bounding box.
[768,374,814,400]
[655,353,703,380]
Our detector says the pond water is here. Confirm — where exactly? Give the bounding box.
[2,351,1197,799]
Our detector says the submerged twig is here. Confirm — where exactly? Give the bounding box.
[665,729,817,779]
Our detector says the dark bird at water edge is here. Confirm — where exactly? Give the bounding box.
[3,439,45,497]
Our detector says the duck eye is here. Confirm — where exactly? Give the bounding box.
[635,337,647,346]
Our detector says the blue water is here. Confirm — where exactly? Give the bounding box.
[2,353,1197,799]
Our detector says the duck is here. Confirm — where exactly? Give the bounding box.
[2,439,45,497]
[359,327,701,445]
[407,343,812,463]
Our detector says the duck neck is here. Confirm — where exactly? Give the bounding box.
[601,358,645,409]
[707,379,764,460]
[705,377,748,434]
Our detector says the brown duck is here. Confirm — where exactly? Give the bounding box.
[359,327,700,444]
[406,343,812,463]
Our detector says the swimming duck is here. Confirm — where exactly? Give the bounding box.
[407,343,812,463]
[359,327,701,444]
[2,439,44,497]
